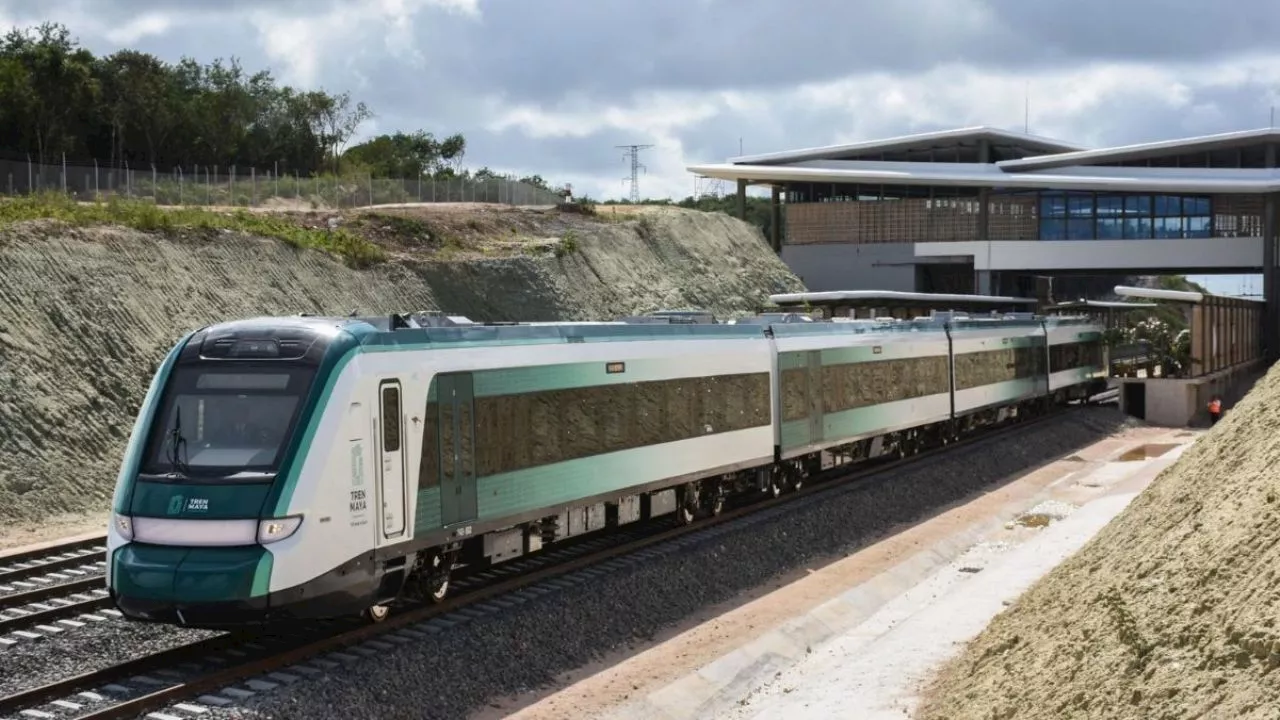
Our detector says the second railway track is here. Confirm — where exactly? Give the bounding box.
[0,538,115,647]
[0,538,107,594]
[0,402,1105,720]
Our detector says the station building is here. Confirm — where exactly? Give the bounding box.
[686,126,1280,311]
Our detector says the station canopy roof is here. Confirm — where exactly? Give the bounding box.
[768,290,1038,313]
[689,126,1280,194]
[1045,299,1159,312]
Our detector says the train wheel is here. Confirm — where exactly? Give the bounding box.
[428,575,450,603]
[677,482,700,525]
[779,461,803,493]
[701,482,726,517]
[768,469,784,498]
[364,604,390,623]
[677,503,696,525]
[426,552,452,604]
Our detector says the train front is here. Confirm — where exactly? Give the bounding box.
[104,316,350,628]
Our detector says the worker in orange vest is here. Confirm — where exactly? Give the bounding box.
[1207,396,1222,425]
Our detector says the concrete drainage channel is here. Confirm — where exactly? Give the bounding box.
[0,407,1093,720]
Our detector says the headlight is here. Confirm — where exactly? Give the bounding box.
[257,515,303,545]
[112,512,133,541]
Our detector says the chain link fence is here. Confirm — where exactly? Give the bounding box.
[0,156,565,208]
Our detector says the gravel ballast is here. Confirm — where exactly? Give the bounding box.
[158,407,1140,720]
[0,618,217,698]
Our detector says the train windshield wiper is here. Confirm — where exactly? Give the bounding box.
[167,407,190,476]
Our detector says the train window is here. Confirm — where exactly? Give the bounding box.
[473,371,771,478]
[822,355,949,412]
[1049,340,1102,372]
[953,346,1043,391]
[381,385,401,453]
[600,382,632,451]
[418,396,440,489]
[440,400,455,479]
[780,368,809,421]
[141,365,315,477]
[458,397,474,477]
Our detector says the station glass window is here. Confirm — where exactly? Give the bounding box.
[1037,192,1213,240]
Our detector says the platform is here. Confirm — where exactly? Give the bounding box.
[1115,360,1266,426]
[584,427,1198,720]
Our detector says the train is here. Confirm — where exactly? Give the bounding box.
[104,307,1107,628]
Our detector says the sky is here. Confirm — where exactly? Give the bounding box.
[2,0,1273,293]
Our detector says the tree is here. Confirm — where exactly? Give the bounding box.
[2,22,99,164]
[343,130,466,178]
[99,50,175,165]
[0,22,530,184]
[0,57,35,154]
[519,174,549,190]
[313,90,373,174]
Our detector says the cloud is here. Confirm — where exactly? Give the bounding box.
[8,0,1280,205]
[101,12,173,44]
[245,0,480,88]
[466,53,1280,200]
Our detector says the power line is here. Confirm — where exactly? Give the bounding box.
[617,144,653,203]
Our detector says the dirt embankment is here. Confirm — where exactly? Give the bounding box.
[918,361,1280,719]
[0,203,803,524]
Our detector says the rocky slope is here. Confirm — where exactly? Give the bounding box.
[0,203,803,523]
[918,360,1280,719]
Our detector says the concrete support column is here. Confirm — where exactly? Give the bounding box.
[978,188,991,240]
[976,269,993,296]
[769,185,782,253]
[976,187,993,297]
[736,179,748,220]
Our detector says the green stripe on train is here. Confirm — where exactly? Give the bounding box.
[471,357,723,397]
[112,332,194,514]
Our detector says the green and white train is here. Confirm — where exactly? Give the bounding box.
[105,308,1106,628]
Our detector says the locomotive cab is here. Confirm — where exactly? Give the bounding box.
[105,317,353,627]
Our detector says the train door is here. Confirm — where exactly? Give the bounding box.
[806,350,824,443]
[377,380,407,539]
[437,372,479,527]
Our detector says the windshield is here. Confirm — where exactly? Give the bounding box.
[141,364,316,478]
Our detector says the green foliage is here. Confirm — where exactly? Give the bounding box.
[0,191,386,266]
[343,130,465,178]
[1115,275,1205,335]
[555,230,579,257]
[0,22,493,185]
[1113,315,1192,377]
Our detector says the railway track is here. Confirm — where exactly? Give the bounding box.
[0,579,117,644]
[0,402,1103,720]
[0,538,114,646]
[0,537,107,594]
